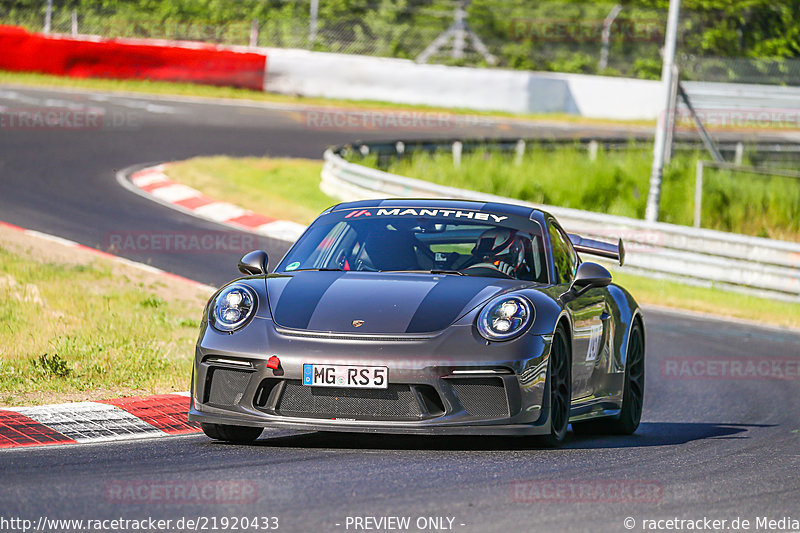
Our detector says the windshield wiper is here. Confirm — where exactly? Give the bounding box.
[291,268,344,272]
[379,269,466,276]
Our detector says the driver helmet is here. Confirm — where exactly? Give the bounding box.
[472,228,526,274]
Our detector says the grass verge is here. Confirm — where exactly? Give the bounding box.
[0,224,213,406]
[165,156,333,225]
[611,270,800,330]
[164,156,800,330]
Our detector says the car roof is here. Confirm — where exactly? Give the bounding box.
[327,198,545,221]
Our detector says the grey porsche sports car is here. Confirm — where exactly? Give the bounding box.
[189,199,645,447]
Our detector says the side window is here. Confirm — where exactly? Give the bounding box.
[548,222,578,284]
[559,227,579,281]
[308,221,350,268]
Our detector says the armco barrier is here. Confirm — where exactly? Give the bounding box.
[0,25,266,90]
[321,142,800,302]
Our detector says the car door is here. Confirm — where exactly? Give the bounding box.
[547,219,606,401]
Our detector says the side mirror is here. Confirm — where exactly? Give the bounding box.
[238,250,269,276]
[570,262,612,293]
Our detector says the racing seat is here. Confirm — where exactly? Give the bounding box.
[362,230,420,271]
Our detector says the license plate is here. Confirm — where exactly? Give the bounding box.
[302,364,388,389]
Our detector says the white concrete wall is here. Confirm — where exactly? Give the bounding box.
[264,48,532,113]
[562,72,663,119]
[264,48,664,120]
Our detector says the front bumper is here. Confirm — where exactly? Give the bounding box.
[189,317,554,436]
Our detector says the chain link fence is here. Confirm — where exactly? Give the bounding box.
[2,1,799,85]
[680,56,800,87]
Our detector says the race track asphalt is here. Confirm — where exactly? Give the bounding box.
[1,86,798,533]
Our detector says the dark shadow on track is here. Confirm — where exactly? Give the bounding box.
[564,422,773,449]
[205,422,772,451]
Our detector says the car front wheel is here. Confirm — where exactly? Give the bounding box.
[537,325,571,447]
[201,423,263,443]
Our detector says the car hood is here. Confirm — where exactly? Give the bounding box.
[265,271,525,334]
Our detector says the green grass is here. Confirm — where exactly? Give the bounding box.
[700,167,800,241]
[358,144,800,242]
[0,240,211,406]
[610,270,800,330]
[164,155,800,330]
[166,156,333,225]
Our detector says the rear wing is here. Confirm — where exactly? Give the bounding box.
[568,234,625,267]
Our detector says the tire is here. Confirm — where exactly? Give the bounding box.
[536,325,572,447]
[201,423,263,443]
[572,320,645,436]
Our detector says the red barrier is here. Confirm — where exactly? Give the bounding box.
[0,25,266,90]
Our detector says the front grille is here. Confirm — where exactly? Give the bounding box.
[206,368,251,407]
[276,381,423,420]
[450,377,510,418]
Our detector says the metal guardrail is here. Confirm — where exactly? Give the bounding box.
[321,139,800,302]
[343,137,800,168]
[682,81,800,126]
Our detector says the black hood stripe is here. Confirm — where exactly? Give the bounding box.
[272,271,346,329]
[405,275,498,333]
[307,275,437,333]
[270,271,509,334]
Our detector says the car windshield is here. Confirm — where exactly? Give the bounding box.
[277,212,548,282]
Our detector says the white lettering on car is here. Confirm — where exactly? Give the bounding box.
[586,324,603,362]
[368,208,510,222]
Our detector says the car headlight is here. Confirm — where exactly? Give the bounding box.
[210,284,256,332]
[477,295,533,341]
